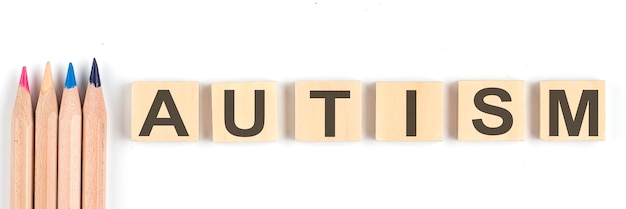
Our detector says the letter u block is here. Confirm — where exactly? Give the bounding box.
[131,81,200,141]
[458,80,525,141]
[295,81,362,141]
[211,82,278,142]
[540,80,605,141]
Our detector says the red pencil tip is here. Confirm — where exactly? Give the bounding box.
[20,66,30,92]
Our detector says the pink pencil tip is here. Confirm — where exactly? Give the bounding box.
[20,66,30,92]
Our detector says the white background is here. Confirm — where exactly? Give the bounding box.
[1,0,625,208]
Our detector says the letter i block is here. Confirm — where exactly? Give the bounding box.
[458,80,525,141]
[211,82,278,142]
[295,81,362,141]
[539,80,605,141]
[375,82,443,141]
[131,82,200,141]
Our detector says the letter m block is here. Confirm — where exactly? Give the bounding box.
[132,81,200,141]
[540,80,605,141]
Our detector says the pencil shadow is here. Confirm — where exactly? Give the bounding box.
[284,82,295,140]
[0,70,17,207]
[121,83,131,138]
[54,62,65,105]
[529,82,540,139]
[110,81,129,209]
[76,61,89,103]
[364,82,376,139]
[447,82,458,140]
[201,85,213,141]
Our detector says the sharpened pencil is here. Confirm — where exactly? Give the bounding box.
[11,67,34,209]
[58,63,82,209]
[35,62,58,209]
[83,58,107,209]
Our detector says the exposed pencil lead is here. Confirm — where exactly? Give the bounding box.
[20,66,30,92]
[41,62,54,93]
[90,58,101,87]
[65,63,77,89]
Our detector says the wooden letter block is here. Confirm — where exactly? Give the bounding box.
[131,82,199,141]
[458,80,525,141]
[539,80,605,141]
[295,81,362,141]
[375,82,443,141]
[211,82,278,142]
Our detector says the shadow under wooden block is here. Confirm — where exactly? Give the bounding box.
[211,81,278,142]
[131,82,200,142]
[457,80,525,141]
[375,82,443,141]
[295,81,362,141]
[539,80,605,141]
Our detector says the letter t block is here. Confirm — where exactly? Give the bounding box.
[295,81,362,141]
[131,81,200,141]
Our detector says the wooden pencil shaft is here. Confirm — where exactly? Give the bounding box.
[11,87,34,209]
[58,87,82,209]
[35,69,58,209]
[83,85,107,209]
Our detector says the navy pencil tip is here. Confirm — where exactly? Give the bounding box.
[65,63,77,89]
[90,58,101,87]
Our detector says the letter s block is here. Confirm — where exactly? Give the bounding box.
[540,80,605,141]
[131,81,199,141]
[211,81,278,142]
[295,81,362,141]
[458,80,525,141]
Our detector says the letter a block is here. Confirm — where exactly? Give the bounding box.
[540,80,605,141]
[131,82,200,141]
[211,82,278,142]
[295,81,362,141]
[375,82,443,141]
[458,80,525,141]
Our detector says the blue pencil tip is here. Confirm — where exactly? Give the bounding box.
[65,63,77,88]
[90,58,101,87]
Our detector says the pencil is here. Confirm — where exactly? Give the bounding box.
[35,62,58,209]
[83,58,107,209]
[58,63,82,209]
[11,67,34,209]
